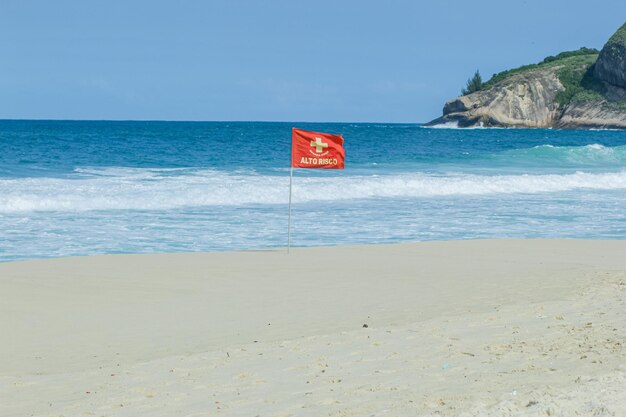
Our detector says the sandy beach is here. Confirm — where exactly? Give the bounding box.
[1,239,625,416]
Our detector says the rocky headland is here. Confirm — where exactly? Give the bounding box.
[427,23,626,129]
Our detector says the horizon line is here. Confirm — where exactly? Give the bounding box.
[0,118,425,125]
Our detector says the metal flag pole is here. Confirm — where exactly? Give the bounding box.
[287,166,293,253]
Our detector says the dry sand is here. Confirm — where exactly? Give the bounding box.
[1,239,625,416]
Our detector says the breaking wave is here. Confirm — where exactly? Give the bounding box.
[495,144,626,167]
[1,167,626,213]
[422,121,494,129]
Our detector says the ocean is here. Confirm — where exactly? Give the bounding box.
[1,120,626,262]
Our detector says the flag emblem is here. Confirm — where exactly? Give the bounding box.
[310,137,328,154]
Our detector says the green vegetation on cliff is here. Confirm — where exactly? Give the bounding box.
[603,22,626,62]
[554,59,604,106]
[460,46,626,108]
[480,48,598,91]
[461,70,483,95]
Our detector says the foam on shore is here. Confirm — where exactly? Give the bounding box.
[2,167,626,213]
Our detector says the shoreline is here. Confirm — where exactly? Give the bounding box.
[3,236,626,265]
[2,239,625,416]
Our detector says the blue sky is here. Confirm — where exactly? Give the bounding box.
[1,1,624,122]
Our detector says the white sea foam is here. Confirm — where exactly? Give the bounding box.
[1,167,626,213]
[424,121,460,129]
[531,143,607,151]
[505,143,626,165]
[423,121,509,129]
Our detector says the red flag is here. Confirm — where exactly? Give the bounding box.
[291,128,345,169]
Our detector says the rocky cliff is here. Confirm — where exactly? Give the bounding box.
[428,68,565,128]
[594,23,626,90]
[427,23,626,129]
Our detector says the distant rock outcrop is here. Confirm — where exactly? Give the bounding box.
[427,23,626,129]
[556,100,626,129]
[594,23,626,89]
[429,69,564,128]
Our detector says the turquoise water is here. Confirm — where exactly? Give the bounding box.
[1,120,626,262]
